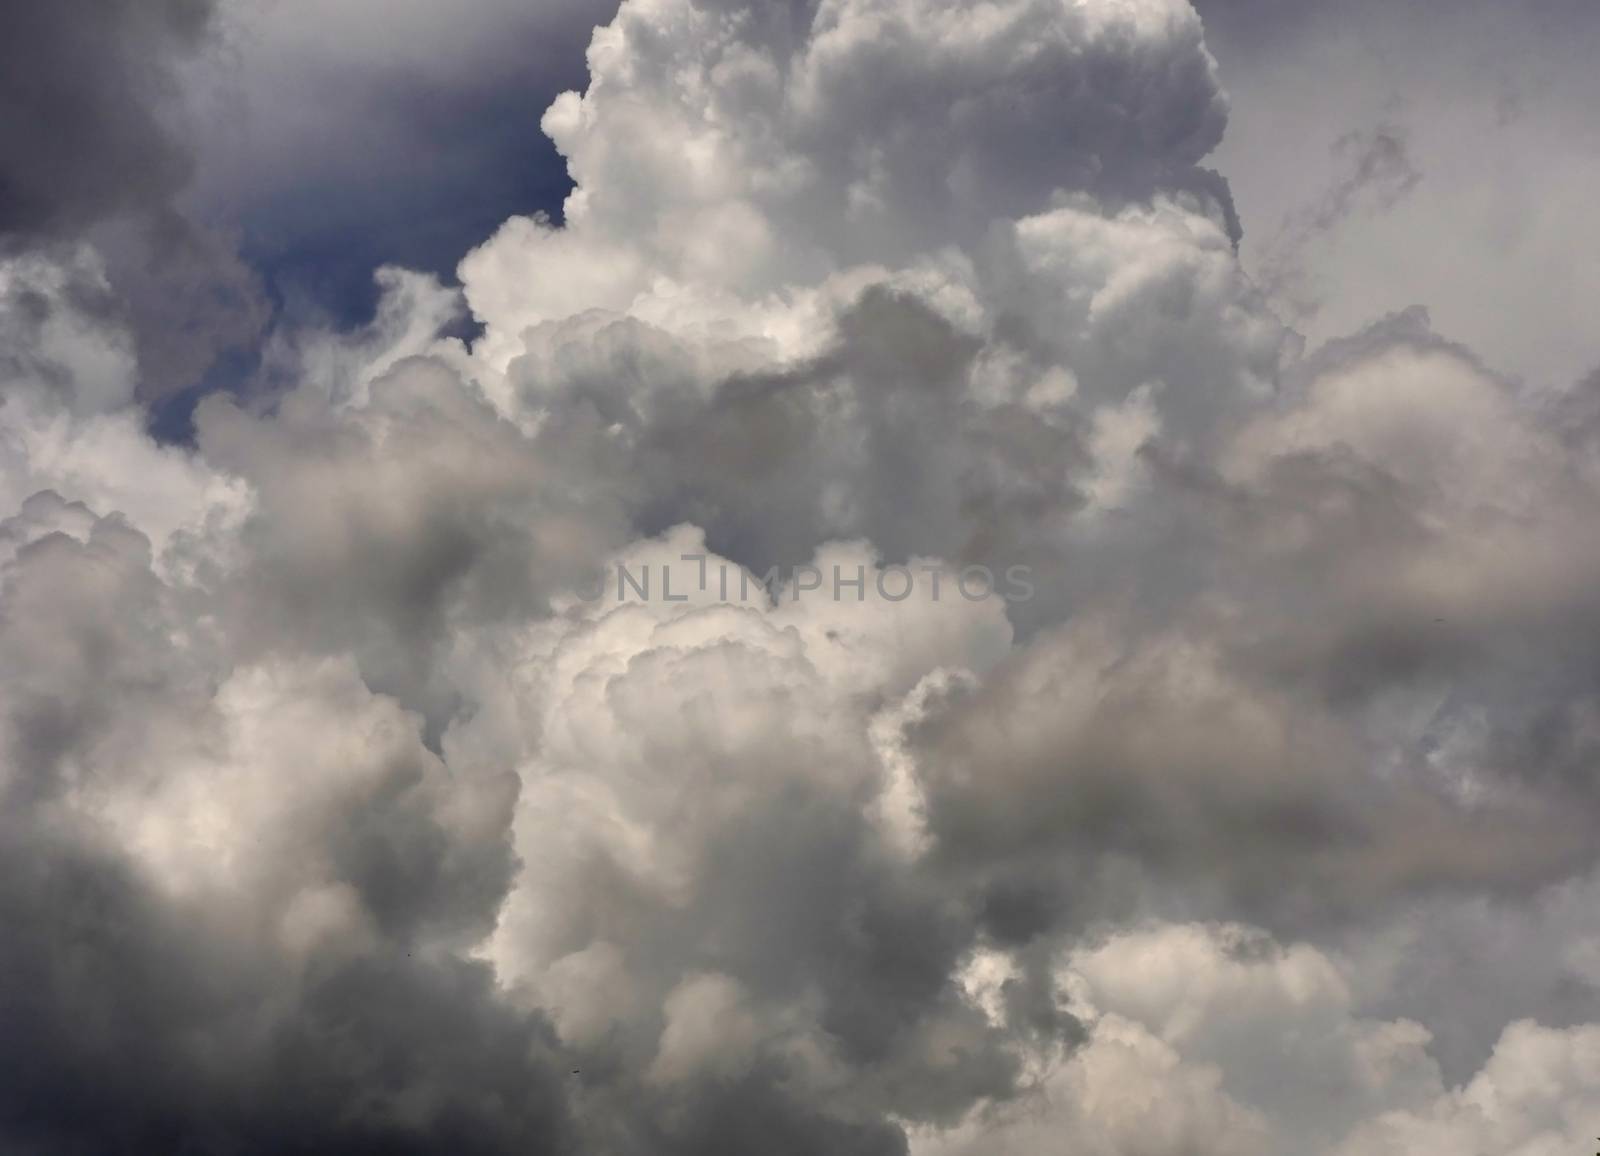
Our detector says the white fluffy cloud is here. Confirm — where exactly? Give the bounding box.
[1335,1019,1600,1156]
[3,0,1599,1152]
[918,922,1600,1156]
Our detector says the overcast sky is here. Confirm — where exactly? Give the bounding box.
[3,1,1600,1153]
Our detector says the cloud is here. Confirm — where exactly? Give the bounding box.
[1255,120,1423,320]
[0,501,573,1152]
[0,2,269,402]
[1333,1019,1600,1156]
[915,921,1600,1156]
[2,0,1600,1152]
[1199,0,1600,386]
[0,1,213,240]
[177,0,613,325]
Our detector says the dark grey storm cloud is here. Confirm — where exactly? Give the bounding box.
[0,0,600,406]
[0,0,270,403]
[0,0,213,240]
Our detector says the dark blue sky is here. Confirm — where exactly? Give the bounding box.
[184,0,608,331]
[136,0,607,436]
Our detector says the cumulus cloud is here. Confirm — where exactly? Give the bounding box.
[916,922,1600,1156]
[2,0,1599,1152]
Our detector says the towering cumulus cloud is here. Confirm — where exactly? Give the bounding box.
[3,0,1600,1152]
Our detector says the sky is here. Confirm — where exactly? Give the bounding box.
[2,1,1600,1153]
